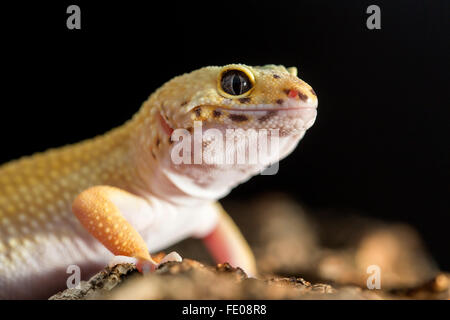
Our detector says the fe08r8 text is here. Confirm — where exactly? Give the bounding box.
[182,304,267,317]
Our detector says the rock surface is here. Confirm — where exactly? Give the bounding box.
[50,193,449,300]
[50,259,449,300]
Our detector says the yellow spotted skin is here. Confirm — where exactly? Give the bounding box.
[0,125,135,237]
[0,64,318,299]
[0,122,149,298]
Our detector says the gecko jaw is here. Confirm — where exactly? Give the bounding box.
[193,101,317,113]
[188,104,317,137]
[215,106,317,124]
[215,106,316,112]
[193,94,317,118]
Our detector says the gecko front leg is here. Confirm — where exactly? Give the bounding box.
[202,202,257,277]
[72,185,181,273]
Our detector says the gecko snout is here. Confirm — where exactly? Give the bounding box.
[283,86,318,110]
[285,87,317,105]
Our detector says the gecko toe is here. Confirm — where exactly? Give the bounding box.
[158,251,183,265]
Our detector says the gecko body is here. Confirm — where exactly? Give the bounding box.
[0,64,318,298]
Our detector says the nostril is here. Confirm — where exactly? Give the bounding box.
[285,88,310,102]
[287,89,298,98]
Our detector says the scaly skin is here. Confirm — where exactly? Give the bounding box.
[0,64,318,299]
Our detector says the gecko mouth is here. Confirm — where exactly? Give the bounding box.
[215,106,315,112]
[195,103,317,119]
[192,103,316,121]
[194,103,316,112]
[192,104,317,135]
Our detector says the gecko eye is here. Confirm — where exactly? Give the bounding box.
[220,70,252,96]
[218,66,255,98]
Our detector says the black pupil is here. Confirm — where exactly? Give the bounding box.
[221,70,251,96]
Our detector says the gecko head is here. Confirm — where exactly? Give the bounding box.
[155,64,318,137]
[144,64,318,201]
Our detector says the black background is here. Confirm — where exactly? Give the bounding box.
[2,1,449,269]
